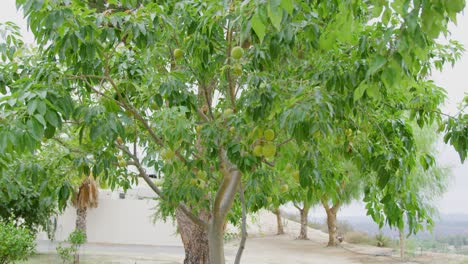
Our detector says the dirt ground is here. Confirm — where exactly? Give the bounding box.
[28,210,468,264]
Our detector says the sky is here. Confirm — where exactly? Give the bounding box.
[1,1,467,217]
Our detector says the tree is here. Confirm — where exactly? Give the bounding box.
[2,1,467,263]
[72,175,98,235]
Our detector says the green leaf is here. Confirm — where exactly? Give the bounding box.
[366,85,381,100]
[354,82,368,101]
[45,110,60,128]
[27,100,37,115]
[367,55,387,76]
[280,0,294,15]
[251,13,266,43]
[268,0,283,31]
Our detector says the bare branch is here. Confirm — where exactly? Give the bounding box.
[115,143,207,228]
[234,182,247,264]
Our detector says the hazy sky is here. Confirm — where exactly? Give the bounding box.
[1,1,466,217]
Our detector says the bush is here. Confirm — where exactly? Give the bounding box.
[56,229,86,264]
[0,221,35,264]
[345,231,373,245]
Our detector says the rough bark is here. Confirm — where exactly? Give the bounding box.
[74,207,87,264]
[399,227,405,259]
[298,206,310,240]
[322,199,340,247]
[176,208,210,264]
[325,208,338,246]
[274,208,285,235]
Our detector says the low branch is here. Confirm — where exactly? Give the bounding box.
[115,143,207,228]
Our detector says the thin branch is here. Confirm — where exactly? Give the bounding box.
[234,182,247,264]
[115,143,207,228]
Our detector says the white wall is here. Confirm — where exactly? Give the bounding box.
[38,197,182,246]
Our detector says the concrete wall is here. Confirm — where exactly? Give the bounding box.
[38,196,182,246]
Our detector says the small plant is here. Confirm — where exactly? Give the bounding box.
[0,220,35,264]
[375,232,389,247]
[56,229,86,264]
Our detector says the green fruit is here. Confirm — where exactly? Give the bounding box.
[197,170,207,179]
[196,125,203,133]
[253,145,263,157]
[230,126,236,133]
[116,136,124,145]
[190,178,198,185]
[118,160,126,167]
[264,129,275,141]
[262,143,276,158]
[223,108,233,117]
[173,48,184,59]
[280,184,289,193]
[231,46,243,60]
[232,64,242,76]
[161,149,175,160]
[293,170,300,182]
[267,197,273,203]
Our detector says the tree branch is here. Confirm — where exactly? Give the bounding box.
[234,182,247,264]
[115,143,207,229]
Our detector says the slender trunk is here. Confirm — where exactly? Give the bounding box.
[298,205,309,240]
[274,208,285,235]
[74,207,87,264]
[208,218,226,264]
[399,227,405,259]
[176,208,210,264]
[325,208,338,246]
[234,183,247,264]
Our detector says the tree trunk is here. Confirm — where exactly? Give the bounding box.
[74,207,87,264]
[399,227,405,259]
[208,218,226,264]
[325,208,338,246]
[274,208,285,235]
[176,208,210,264]
[297,206,309,240]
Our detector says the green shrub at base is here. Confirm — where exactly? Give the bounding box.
[0,221,35,264]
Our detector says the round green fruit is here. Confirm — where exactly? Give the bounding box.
[262,143,276,158]
[267,197,273,203]
[197,170,207,179]
[280,184,289,193]
[173,49,184,60]
[230,126,236,133]
[232,64,242,76]
[253,145,263,157]
[231,46,244,60]
[196,125,203,133]
[190,178,198,185]
[293,170,300,182]
[264,129,275,141]
[161,149,175,160]
[223,108,233,118]
[118,160,126,167]
[116,136,124,145]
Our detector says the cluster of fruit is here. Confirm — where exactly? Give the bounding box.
[253,129,277,158]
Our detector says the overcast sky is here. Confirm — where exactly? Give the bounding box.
[1,1,466,217]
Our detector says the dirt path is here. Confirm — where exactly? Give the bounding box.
[32,210,468,263]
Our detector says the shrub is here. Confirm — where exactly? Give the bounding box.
[56,229,86,264]
[345,231,373,245]
[0,221,35,264]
